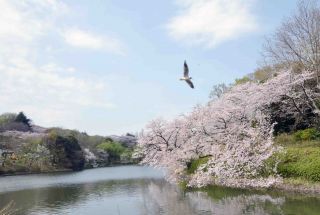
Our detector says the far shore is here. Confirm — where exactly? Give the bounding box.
[0,163,140,177]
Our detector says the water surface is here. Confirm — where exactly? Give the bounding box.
[0,166,320,215]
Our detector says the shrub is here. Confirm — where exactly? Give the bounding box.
[276,147,320,182]
[48,130,58,140]
[293,128,320,141]
[263,134,320,182]
[253,66,273,83]
[275,128,320,146]
[0,113,16,125]
[234,76,251,85]
[96,141,126,157]
[22,137,42,153]
[186,157,210,174]
[178,180,188,191]
[47,127,105,150]
[120,148,134,161]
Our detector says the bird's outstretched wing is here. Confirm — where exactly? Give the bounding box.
[186,79,194,89]
[184,61,189,77]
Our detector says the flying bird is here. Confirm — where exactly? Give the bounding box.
[180,60,194,89]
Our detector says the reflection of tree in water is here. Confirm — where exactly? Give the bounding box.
[0,179,149,215]
[2,178,320,215]
[140,180,198,215]
[0,185,87,214]
[186,191,285,215]
[140,182,320,215]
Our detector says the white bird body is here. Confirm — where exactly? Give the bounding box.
[180,61,194,89]
[179,77,191,81]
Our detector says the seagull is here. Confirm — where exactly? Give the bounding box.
[180,60,194,89]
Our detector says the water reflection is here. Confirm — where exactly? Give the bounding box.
[1,179,164,215]
[140,181,197,215]
[0,166,320,215]
[142,182,320,215]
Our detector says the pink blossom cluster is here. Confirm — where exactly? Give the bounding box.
[138,70,318,188]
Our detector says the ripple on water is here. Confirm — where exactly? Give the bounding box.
[1,166,320,215]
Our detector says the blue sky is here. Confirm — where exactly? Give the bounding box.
[0,0,299,135]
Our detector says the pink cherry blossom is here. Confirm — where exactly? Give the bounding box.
[138,70,319,188]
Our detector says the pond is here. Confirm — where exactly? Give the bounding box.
[0,166,319,215]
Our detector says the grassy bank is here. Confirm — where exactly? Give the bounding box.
[263,128,320,185]
[186,156,210,174]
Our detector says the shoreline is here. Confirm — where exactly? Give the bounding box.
[0,163,139,177]
[274,181,320,196]
[185,178,320,197]
[0,168,73,177]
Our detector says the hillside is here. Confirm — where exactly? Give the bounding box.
[0,113,137,175]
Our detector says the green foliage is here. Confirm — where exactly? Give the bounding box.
[263,130,320,181]
[234,76,251,85]
[293,128,320,141]
[178,180,188,191]
[47,127,105,151]
[120,148,134,161]
[0,122,88,174]
[275,128,320,146]
[96,141,126,157]
[262,147,320,181]
[48,130,58,140]
[253,66,273,83]
[260,153,278,177]
[233,66,277,86]
[0,113,17,125]
[22,137,42,153]
[186,157,210,174]
[276,147,320,181]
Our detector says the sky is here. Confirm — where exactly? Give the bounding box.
[0,0,300,135]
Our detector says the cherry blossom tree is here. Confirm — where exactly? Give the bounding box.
[137,69,320,188]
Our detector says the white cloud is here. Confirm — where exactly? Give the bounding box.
[0,0,116,130]
[167,0,257,48]
[63,28,126,55]
[1,60,115,110]
[0,0,67,42]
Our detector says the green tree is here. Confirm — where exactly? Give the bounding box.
[97,141,126,158]
[0,113,17,125]
[14,112,31,128]
[235,76,251,85]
